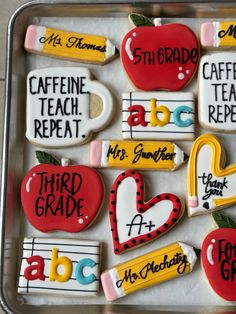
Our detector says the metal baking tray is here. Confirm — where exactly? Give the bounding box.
[1,0,236,313]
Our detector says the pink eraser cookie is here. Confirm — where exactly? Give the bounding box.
[24,24,119,64]
[200,22,214,47]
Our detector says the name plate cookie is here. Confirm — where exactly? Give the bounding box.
[101,241,200,300]
[109,170,184,254]
[21,152,104,232]
[26,67,113,147]
[24,25,119,65]
[18,238,101,296]
[122,91,195,140]
[90,140,188,171]
[201,21,236,48]
[121,13,199,91]
[199,53,236,132]
[187,134,236,216]
[202,212,236,301]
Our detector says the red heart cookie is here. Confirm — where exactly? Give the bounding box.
[121,20,199,91]
[109,170,184,254]
[21,163,104,232]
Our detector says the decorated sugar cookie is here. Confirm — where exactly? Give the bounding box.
[199,53,236,132]
[201,21,236,48]
[26,67,113,147]
[18,237,101,296]
[187,134,236,216]
[90,140,188,171]
[24,25,119,65]
[122,91,195,140]
[109,170,184,254]
[202,212,236,301]
[21,151,104,232]
[121,13,199,91]
[101,241,200,301]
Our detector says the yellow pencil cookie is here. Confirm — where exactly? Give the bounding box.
[24,25,119,65]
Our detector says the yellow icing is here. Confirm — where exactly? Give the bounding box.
[218,21,236,47]
[42,27,108,63]
[107,140,177,170]
[114,242,191,295]
[188,133,236,209]
[150,99,170,127]
[49,248,72,282]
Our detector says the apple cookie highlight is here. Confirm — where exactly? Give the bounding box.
[101,241,200,301]
[187,134,236,216]
[202,212,236,301]
[109,170,184,254]
[90,140,188,171]
[121,13,199,91]
[26,67,113,147]
[201,21,236,48]
[122,91,195,140]
[24,25,119,65]
[199,53,236,132]
[18,237,101,296]
[21,151,104,233]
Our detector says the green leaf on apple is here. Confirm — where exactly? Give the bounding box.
[212,212,236,229]
[36,151,60,166]
[129,13,154,27]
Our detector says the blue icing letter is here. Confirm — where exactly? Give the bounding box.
[75,258,97,285]
[173,105,193,127]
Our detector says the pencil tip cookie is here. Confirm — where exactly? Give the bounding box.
[101,241,200,301]
[199,53,236,132]
[202,212,236,301]
[187,133,236,216]
[18,238,101,296]
[26,67,113,147]
[21,151,104,233]
[90,140,188,171]
[201,21,236,48]
[24,24,119,65]
[109,170,184,254]
[122,91,195,140]
[121,13,199,91]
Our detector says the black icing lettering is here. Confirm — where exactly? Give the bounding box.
[217,238,236,282]
[198,172,228,200]
[218,24,236,39]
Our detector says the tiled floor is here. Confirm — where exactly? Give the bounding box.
[0,1,27,312]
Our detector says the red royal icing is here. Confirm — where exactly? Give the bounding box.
[121,23,199,91]
[21,164,104,232]
[24,255,46,281]
[109,170,183,254]
[202,228,236,301]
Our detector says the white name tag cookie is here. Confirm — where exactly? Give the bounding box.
[18,238,101,296]
[122,92,195,140]
[199,53,236,132]
[26,67,113,147]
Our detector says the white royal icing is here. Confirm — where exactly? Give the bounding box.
[199,53,236,132]
[206,239,216,265]
[26,67,113,147]
[116,177,174,243]
[125,36,134,61]
[178,242,198,270]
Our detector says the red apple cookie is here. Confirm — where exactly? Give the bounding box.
[109,170,184,254]
[121,13,199,91]
[21,151,104,232]
[202,212,236,301]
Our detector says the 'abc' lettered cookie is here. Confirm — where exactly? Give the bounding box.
[199,53,236,132]
[109,170,184,254]
[21,151,104,232]
[202,212,236,301]
[187,133,236,216]
[121,13,199,91]
[26,67,113,147]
